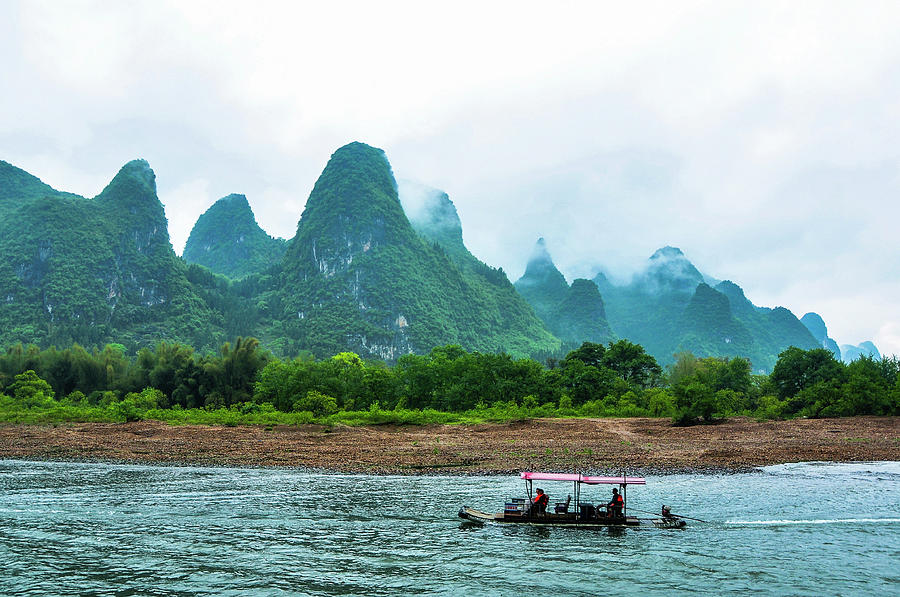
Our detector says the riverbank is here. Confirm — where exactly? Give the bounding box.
[1,416,897,474]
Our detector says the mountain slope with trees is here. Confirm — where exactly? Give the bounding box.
[514,239,614,347]
[0,160,224,351]
[255,142,560,359]
[183,194,287,279]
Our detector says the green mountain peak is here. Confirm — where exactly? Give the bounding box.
[282,142,412,275]
[515,238,569,318]
[0,159,219,350]
[549,278,615,344]
[98,159,157,201]
[267,142,559,359]
[400,180,466,259]
[636,245,705,294]
[184,193,286,279]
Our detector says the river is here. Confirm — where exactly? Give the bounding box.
[1,460,897,596]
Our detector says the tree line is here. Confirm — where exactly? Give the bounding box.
[0,339,896,425]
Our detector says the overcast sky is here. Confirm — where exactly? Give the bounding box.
[1,0,898,356]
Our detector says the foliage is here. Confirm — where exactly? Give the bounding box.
[0,339,894,429]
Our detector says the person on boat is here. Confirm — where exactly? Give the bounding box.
[607,488,624,518]
[532,488,549,514]
[661,505,677,519]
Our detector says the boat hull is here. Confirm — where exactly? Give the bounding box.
[458,506,683,529]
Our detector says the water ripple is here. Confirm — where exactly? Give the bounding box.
[1,460,897,596]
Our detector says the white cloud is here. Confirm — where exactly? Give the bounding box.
[161,178,213,254]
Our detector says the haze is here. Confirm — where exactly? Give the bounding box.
[1,0,898,356]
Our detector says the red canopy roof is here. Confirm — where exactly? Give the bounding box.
[520,472,646,485]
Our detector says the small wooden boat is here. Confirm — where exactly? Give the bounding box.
[458,471,687,529]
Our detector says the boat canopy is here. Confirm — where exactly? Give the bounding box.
[520,472,646,485]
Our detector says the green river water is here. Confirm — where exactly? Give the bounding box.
[1,460,897,596]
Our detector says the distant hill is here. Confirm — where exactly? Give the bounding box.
[592,247,818,371]
[840,341,881,363]
[183,193,287,279]
[514,239,614,346]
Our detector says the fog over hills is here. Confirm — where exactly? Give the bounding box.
[3,3,898,357]
[0,141,884,369]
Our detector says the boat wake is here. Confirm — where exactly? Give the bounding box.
[725,518,900,525]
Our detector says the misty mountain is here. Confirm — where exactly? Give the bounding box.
[840,341,881,363]
[593,248,818,371]
[801,312,842,359]
[633,246,706,294]
[183,193,287,279]
[399,182,561,354]
[514,238,569,322]
[0,146,853,368]
[0,159,223,350]
[398,181,467,261]
[514,239,614,346]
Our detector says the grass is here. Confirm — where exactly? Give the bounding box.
[0,394,800,428]
[0,398,565,427]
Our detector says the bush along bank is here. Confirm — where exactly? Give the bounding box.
[0,340,897,427]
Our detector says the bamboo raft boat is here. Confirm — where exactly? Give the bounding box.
[458,472,688,529]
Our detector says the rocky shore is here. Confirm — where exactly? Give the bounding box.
[1,416,897,474]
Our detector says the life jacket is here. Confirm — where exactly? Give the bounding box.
[611,494,624,507]
[535,493,549,506]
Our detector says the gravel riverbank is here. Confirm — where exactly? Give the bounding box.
[1,416,897,474]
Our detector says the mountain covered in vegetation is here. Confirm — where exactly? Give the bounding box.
[252,142,559,359]
[1,146,867,368]
[398,182,560,354]
[514,239,614,347]
[0,160,224,350]
[800,312,842,359]
[183,193,287,279]
[592,247,818,371]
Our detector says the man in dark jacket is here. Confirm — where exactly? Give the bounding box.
[607,488,624,517]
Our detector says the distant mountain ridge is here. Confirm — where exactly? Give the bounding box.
[0,145,881,365]
[587,246,820,371]
[840,341,881,363]
[514,239,614,346]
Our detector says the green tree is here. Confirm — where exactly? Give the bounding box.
[673,380,716,425]
[563,342,606,370]
[10,369,55,406]
[771,346,845,398]
[601,340,662,388]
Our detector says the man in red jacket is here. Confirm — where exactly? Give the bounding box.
[532,488,549,514]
